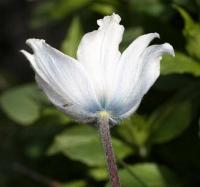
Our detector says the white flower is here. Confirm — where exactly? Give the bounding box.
[21,13,174,125]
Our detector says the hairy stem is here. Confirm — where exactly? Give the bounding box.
[98,112,121,187]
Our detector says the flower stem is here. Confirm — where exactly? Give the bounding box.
[97,111,121,187]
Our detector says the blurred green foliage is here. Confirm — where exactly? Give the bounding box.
[106,163,181,187]
[1,0,200,186]
[47,125,132,167]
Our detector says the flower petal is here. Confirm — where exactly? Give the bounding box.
[108,41,174,118]
[35,75,97,123]
[21,39,101,118]
[106,33,160,103]
[121,43,174,118]
[77,13,124,105]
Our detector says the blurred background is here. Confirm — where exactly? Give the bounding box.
[1,0,200,186]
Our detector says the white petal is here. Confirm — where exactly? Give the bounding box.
[107,33,160,103]
[121,43,174,118]
[21,39,101,117]
[77,13,124,105]
[108,41,174,118]
[120,33,160,64]
[35,75,97,123]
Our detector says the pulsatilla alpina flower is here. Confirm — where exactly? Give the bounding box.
[21,13,174,125]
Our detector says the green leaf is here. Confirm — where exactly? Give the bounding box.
[117,114,149,148]
[0,84,43,125]
[148,82,200,144]
[60,181,86,187]
[90,3,115,15]
[130,0,165,16]
[149,101,192,144]
[175,6,200,60]
[89,167,108,181]
[47,125,132,166]
[161,52,200,76]
[61,17,83,57]
[42,107,72,125]
[49,0,91,20]
[32,0,91,27]
[106,163,181,187]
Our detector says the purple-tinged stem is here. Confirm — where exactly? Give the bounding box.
[98,112,121,187]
